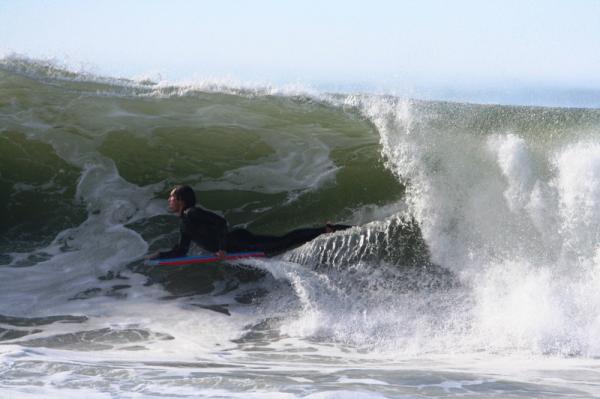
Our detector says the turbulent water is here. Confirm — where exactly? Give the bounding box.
[2,57,600,398]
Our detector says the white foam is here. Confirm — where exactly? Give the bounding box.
[336,377,390,385]
[488,134,536,213]
[146,76,322,99]
[342,93,600,358]
[1,132,166,314]
[554,141,600,259]
[197,131,339,198]
[304,392,388,399]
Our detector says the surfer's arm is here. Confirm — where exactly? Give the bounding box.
[216,219,227,253]
[212,219,228,259]
[199,208,228,255]
[216,249,227,260]
[158,231,191,259]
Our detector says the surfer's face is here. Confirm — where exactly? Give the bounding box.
[168,189,185,214]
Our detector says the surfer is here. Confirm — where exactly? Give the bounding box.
[147,185,351,260]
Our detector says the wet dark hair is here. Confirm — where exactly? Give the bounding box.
[171,185,196,208]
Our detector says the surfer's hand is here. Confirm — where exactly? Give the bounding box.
[216,250,227,260]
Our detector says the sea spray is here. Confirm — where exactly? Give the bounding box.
[352,95,600,356]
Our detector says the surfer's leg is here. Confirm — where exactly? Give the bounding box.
[226,229,286,253]
[325,223,352,233]
[229,224,353,254]
[263,224,352,253]
[226,229,259,252]
[280,227,326,246]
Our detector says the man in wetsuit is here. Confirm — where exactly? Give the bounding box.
[149,185,350,260]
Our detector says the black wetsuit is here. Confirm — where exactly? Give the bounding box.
[159,206,350,258]
[158,207,228,258]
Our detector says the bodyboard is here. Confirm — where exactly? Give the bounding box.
[146,251,266,266]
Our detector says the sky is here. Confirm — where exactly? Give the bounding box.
[1,0,600,104]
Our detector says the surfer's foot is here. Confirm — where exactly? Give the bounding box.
[325,222,352,233]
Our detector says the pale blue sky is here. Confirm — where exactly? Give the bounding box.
[1,0,600,103]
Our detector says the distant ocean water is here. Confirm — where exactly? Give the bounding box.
[1,56,600,398]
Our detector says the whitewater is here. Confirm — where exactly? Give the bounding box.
[1,57,600,398]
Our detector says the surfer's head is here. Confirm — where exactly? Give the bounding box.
[168,185,196,214]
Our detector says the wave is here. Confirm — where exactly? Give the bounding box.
[1,57,600,359]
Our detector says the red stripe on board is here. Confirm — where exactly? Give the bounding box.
[156,252,265,266]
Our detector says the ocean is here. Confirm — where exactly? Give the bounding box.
[1,57,600,398]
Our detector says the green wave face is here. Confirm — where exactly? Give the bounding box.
[0,131,86,254]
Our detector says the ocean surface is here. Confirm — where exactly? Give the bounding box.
[2,57,600,398]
